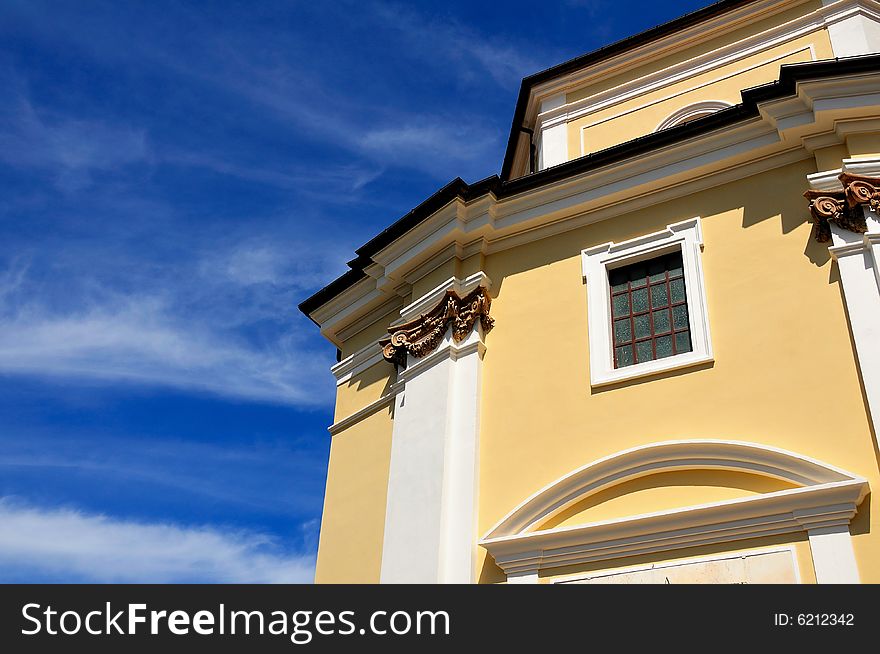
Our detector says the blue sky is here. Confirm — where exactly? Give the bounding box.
[0,0,710,582]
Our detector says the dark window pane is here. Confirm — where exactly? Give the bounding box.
[609,249,689,370]
[634,314,650,339]
[670,277,686,303]
[612,293,630,317]
[628,264,647,288]
[647,258,666,283]
[656,335,673,358]
[652,309,671,334]
[631,287,648,312]
[650,283,668,308]
[609,268,629,293]
[672,304,689,330]
[675,331,692,354]
[616,345,634,367]
[668,252,684,278]
[636,341,653,363]
[613,319,632,345]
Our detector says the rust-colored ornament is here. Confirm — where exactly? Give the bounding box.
[380,287,494,365]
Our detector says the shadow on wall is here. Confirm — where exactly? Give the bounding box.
[487,158,824,303]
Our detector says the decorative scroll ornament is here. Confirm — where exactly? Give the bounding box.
[380,287,494,365]
[802,190,863,243]
[840,172,880,213]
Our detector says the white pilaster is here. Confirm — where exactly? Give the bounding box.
[823,0,880,58]
[828,208,880,446]
[536,93,568,171]
[379,298,487,583]
[807,525,861,583]
[810,159,880,449]
[507,571,539,584]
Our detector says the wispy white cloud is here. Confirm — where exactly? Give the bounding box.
[2,3,510,182]
[357,122,497,176]
[0,293,332,406]
[0,226,345,406]
[0,498,314,583]
[0,256,29,305]
[0,95,149,191]
[162,148,386,198]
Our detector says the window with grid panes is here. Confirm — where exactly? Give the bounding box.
[608,251,692,368]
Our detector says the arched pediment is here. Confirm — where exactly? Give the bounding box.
[655,100,733,131]
[480,441,868,579]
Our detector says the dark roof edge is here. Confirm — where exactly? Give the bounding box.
[299,54,880,319]
[500,0,759,180]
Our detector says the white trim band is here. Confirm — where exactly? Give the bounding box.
[480,440,868,582]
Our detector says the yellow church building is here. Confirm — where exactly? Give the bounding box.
[299,0,880,584]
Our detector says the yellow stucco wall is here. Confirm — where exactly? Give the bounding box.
[567,27,833,158]
[317,156,879,584]
[314,404,393,583]
[565,1,823,106]
[333,360,395,423]
[477,158,879,583]
[540,470,799,531]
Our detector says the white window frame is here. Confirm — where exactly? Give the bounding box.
[581,217,713,386]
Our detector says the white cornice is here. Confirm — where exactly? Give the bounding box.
[308,70,880,344]
[526,1,877,131]
[519,1,880,175]
[534,21,819,133]
[335,296,403,344]
[807,154,880,189]
[478,440,868,576]
[482,480,866,575]
[330,341,389,385]
[398,271,492,323]
[526,0,816,128]
[327,386,399,436]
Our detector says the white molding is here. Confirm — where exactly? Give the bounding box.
[572,45,815,156]
[483,440,860,538]
[655,100,735,132]
[482,480,866,576]
[335,296,404,344]
[506,571,538,584]
[479,440,868,579]
[397,271,492,323]
[330,341,388,386]
[807,524,861,583]
[540,93,566,113]
[807,155,880,190]
[521,0,880,173]
[581,217,713,386]
[485,147,810,256]
[306,70,880,346]
[327,388,398,436]
[525,0,809,125]
[840,154,880,177]
[526,1,874,138]
[536,122,567,171]
[824,0,880,57]
[553,545,801,584]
